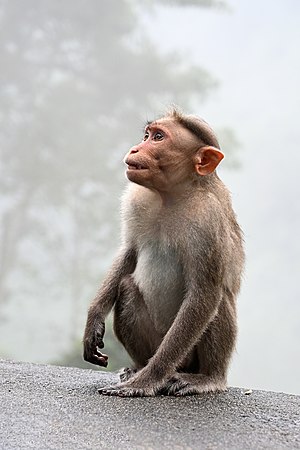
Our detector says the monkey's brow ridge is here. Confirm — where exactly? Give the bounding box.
[145,120,155,129]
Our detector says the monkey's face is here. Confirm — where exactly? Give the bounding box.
[124,119,199,193]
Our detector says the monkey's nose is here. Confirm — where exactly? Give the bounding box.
[129,146,139,154]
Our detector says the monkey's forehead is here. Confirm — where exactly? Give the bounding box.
[164,115,220,149]
[147,115,210,128]
[145,118,195,139]
[145,117,194,135]
[145,117,219,149]
[145,117,174,128]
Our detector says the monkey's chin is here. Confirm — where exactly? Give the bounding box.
[126,169,149,184]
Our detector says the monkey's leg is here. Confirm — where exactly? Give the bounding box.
[166,298,237,396]
[113,275,162,373]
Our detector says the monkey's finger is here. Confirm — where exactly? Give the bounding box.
[95,349,108,360]
[94,336,104,349]
[94,355,108,367]
[87,351,108,367]
[95,337,104,349]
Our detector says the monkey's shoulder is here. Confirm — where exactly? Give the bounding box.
[181,189,231,223]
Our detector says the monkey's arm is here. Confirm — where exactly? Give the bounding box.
[152,233,224,376]
[83,247,137,367]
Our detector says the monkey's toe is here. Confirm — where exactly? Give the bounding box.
[119,367,138,382]
[163,378,190,396]
[99,383,155,397]
[98,385,128,396]
[174,383,202,396]
[165,378,209,396]
[175,380,227,396]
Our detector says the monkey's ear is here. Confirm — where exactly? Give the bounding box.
[194,146,224,176]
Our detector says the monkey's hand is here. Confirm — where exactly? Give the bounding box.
[98,368,165,397]
[83,320,109,367]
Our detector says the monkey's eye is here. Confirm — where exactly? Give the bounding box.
[143,131,150,141]
[153,131,164,141]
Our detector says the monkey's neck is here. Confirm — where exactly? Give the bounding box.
[158,189,192,207]
[157,173,221,207]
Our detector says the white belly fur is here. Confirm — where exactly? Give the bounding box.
[133,243,184,334]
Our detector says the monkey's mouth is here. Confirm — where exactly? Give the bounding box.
[126,161,148,171]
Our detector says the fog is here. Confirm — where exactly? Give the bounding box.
[0,0,299,394]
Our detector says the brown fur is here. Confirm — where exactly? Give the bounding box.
[83,109,244,397]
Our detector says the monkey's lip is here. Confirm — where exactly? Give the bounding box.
[125,160,148,171]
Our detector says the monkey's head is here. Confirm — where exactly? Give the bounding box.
[124,109,224,193]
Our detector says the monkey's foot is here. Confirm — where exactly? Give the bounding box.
[118,367,138,383]
[98,383,156,397]
[163,374,227,396]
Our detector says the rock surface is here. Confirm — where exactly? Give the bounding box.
[0,360,299,449]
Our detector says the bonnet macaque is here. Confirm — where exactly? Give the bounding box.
[83,109,244,397]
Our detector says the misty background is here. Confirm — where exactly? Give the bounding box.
[0,0,299,395]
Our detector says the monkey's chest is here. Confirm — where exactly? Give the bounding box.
[133,243,184,333]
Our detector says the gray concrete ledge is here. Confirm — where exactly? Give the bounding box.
[0,359,299,449]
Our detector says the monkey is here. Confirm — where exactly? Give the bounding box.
[83,108,244,397]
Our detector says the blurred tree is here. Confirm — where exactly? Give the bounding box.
[0,0,230,369]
